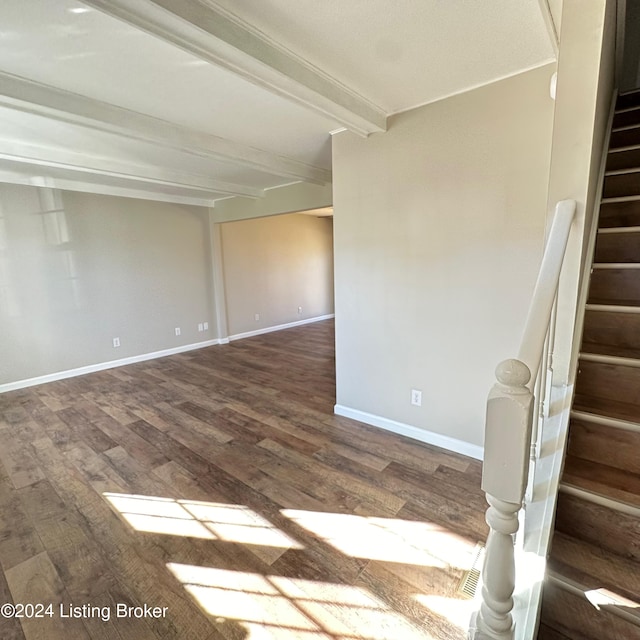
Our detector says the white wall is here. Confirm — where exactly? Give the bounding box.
[220,213,334,336]
[332,64,556,449]
[0,185,214,385]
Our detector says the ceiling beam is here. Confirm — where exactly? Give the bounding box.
[81,0,387,137]
[0,71,330,186]
[213,182,332,223]
[0,140,263,198]
[0,166,216,207]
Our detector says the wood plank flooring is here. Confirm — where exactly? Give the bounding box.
[0,320,486,640]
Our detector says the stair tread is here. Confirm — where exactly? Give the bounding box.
[588,297,640,307]
[612,122,640,132]
[541,579,640,640]
[586,303,640,311]
[549,532,640,605]
[563,455,640,508]
[573,395,640,423]
[606,167,640,175]
[581,343,640,360]
[598,225,640,232]
[571,408,640,427]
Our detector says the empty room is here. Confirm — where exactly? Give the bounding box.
[1,2,638,640]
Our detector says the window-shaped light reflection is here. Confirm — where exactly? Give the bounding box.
[167,563,431,640]
[282,509,476,569]
[103,493,302,549]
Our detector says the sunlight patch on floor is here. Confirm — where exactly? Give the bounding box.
[585,587,640,611]
[103,493,302,548]
[413,594,475,629]
[167,563,440,640]
[281,509,476,569]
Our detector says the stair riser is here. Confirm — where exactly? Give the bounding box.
[599,200,640,228]
[604,173,640,198]
[540,581,640,640]
[588,269,640,305]
[549,532,640,604]
[595,232,640,263]
[611,127,640,149]
[582,310,640,357]
[576,360,640,408]
[607,147,640,172]
[537,623,572,639]
[568,419,640,475]
[613,109,640,130]
[555,492,640,561]
[617,91,640,110]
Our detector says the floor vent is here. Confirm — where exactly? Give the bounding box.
[457,543,485,599]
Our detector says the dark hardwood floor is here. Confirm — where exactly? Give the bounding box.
[0,320,487,640]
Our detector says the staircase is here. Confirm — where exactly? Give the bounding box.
[538,89,640,639]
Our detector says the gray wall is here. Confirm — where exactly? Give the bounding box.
[332,64,556,448]
[0,186,214,384]
[0,186,334,386]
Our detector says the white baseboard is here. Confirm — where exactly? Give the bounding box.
[334,404,484,460]
[0,339,221,394]
[1,315,336,393]
[228,314,335,342]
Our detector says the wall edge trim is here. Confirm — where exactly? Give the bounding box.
[333,404,484,461]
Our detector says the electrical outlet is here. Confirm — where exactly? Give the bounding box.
[175,327,181,336]
[113,337,120,348]
[198,323,203,332]
[411,389,422,406]
[298,306,303,314]
[255,313,260,321]
[203,322,208,330]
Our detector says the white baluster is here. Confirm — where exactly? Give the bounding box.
[473,359,534,640]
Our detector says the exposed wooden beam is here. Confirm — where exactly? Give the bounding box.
[0,71,330,186]
[81,0,387,137]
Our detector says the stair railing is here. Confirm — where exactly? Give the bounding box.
[470,199,577,640]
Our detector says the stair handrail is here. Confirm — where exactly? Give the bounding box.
[517,200,578,385]
[470,199,577,640]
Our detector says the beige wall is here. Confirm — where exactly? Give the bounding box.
[0,185,214,385]
[332,64,556,449]
[220,213,334,336]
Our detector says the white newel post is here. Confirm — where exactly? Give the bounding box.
[473,359,534,640]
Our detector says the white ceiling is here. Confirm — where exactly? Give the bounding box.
[0,0,556,207]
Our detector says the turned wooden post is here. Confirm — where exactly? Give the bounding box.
[475,359,534,640]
